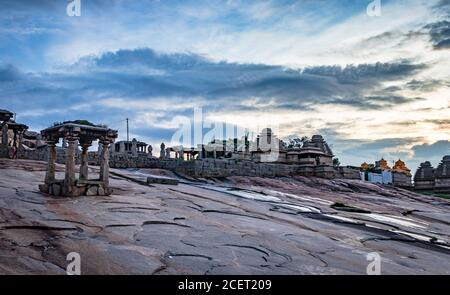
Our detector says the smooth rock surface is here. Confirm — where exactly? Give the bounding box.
[0,159,449,274]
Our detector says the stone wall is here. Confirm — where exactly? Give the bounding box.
[18,146,82,164]
[434,178,450,193]
[414,180,435,191]
[392,172,413,188]
[172,159,360,179]
[109,153,159,169]
[15,146,361,180]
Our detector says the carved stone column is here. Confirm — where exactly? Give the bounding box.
[131,139,138,156]
[65,136,79,187]
[1,123,8,145]
[80,143,91,180]
[45,141,57,184]
[99,139,111,187]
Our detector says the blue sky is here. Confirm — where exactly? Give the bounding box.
[0,0,449,172]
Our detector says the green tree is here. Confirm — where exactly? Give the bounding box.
[333,158,341,167]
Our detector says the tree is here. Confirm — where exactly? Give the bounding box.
[333,158,341,167]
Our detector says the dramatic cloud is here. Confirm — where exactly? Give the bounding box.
[0,0,449,170]
[412,140,450,158]
[1,48,430,113]
[425,20,450,49]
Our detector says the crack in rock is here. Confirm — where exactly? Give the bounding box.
[141,221,191,228]
[1,225,81,232]
[202,210,267,220]
[105,224,137,228]
[223,244,270,257]
[165,251,213,261]
[108,206,159,212]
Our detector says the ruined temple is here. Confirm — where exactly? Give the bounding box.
[413,156,450,194]
[112,138,149,157]
[360,162,369,170]
[375,158,391,170]
[434,155,450,193]
[360,158,412,188]
[39,122,118,197]
[0,109,28,158]
[414,161,435,191]
[285,135,334,166]
[392,159,412,188]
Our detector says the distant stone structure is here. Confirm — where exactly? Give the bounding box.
[170,129,358,179]
[39,122,118,197]
[112,138,149,157]
[0,109,28,159]
[2,110,363,181]
[434,156,450,193]
[360,158,412,188]
[413,156,450,194]
[21,131,46,149]
[196,129,334,166]
[414,161,435,190]
[160,142,166,159]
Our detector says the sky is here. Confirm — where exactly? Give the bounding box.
[0,0,449,172]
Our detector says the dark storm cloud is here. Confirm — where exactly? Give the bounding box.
[406,79,449,91]
[412,140,450,158]
[0,48,431,125]
[72,48,427,111]
[425,20,450,49]
[0,64,22,82]
[325,95,425,110]
[347,137,420,151]
[302,62,426,83]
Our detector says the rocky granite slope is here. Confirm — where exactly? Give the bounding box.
[0,159,449,274]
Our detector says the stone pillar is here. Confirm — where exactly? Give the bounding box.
[1,123,8,145]
[80,144,90,180]
[18,130,25,150]
[12,130,17,148]
[99,140,111,187]
[45,142,57,184]
[160,143,166,159]
[65,136,78,187]
[201,146,205,159]
[131,139,138,156]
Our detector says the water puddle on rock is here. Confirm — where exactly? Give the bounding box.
[367,213,428,229]
[274,203,321,213]
[266,190,333,206]
[201,186,282,202]
[201,186,321,213]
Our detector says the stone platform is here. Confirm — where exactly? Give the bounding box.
[39,179,112,197]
